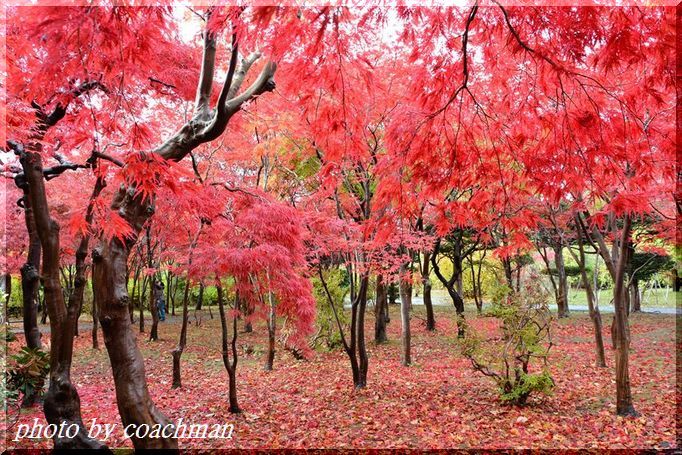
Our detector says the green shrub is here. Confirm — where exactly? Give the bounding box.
[461,277,554,405]
[312,268,349,350]
[489,282,512,306]
[6,347,50,406]
[6,276,23,319]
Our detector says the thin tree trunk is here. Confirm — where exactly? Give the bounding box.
[40,290,48,324]
[571,220,606,367]
[502,257,514,289]
[172,280,191,389]
[170,276,177,316]
[468,257,481,314]
[630,279,641,313]
[264,271,276,371]
[165,270,173,314]
[612,220,637,416]
[217,285,240,413]
[317,266,360,388]
[149,278,160,341]
[431,238,465,338]
[422,250,435,330]
[147,228,159,341]
[92,280,99,350]
[475,250,486,311]
[399,262,412,366]
[353,274,370,388]
[3,274,11,317]
[139,274,147,333]
[374,274,387,343]
[129,267,138,324]
[554,244,569,318]
[243,296,253,332]
[195,283,204,311]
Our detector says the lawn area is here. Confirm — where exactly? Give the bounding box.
[568,288,678,309]
[4,306,676,450]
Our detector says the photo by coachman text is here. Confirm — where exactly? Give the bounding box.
[14,418,235,442]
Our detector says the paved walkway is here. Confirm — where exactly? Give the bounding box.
[347,295,679,315]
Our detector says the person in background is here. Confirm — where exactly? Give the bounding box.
[155,281,166,322]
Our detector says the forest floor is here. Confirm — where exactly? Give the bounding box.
[3,306,678,451]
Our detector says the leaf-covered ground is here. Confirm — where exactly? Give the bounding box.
[4,306,678,450]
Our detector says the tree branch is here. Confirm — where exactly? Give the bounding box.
[228,51,261,99]
[194,17,218,119]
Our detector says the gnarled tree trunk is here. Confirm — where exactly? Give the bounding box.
[16,173,42,353]
[21,148,108,450]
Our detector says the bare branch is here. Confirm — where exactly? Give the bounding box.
[213,34,240,123]
[226,61,277,113]
[228,51,261,99]
[194,18,218,119]
[198,60,277,144]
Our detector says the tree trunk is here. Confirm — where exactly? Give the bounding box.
[138,274,147,333]
[172,280,191,389]
[422,250,435,330]
[431,239,465,338]
[19,187,42,352]
[129,267,138,324]
[170,276,177,316]
[40,292,48,324]
[217,285,240,413]
[264,273,276,371]
[242,295,253,332]
[92,281,99,350]
[586,212,636,416]
[149,278,160,341]
[352,275,370,388]
[502,257,514,289]
[195,283,204,311]
[91,190,177,449]
[614,262,637,415]
[572,221,606,367]
[22,150,108,450]
[147,227,159,341]
[3,274,11,320]
[374,274,387,343]
[468,257,481,314]
[475,250,485,312]
[629,279,641,313]
[72,29,273,449]
[166,270,173,315]
[317,266,367,389]
[399,263,412,366]
[554,245,569,318]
